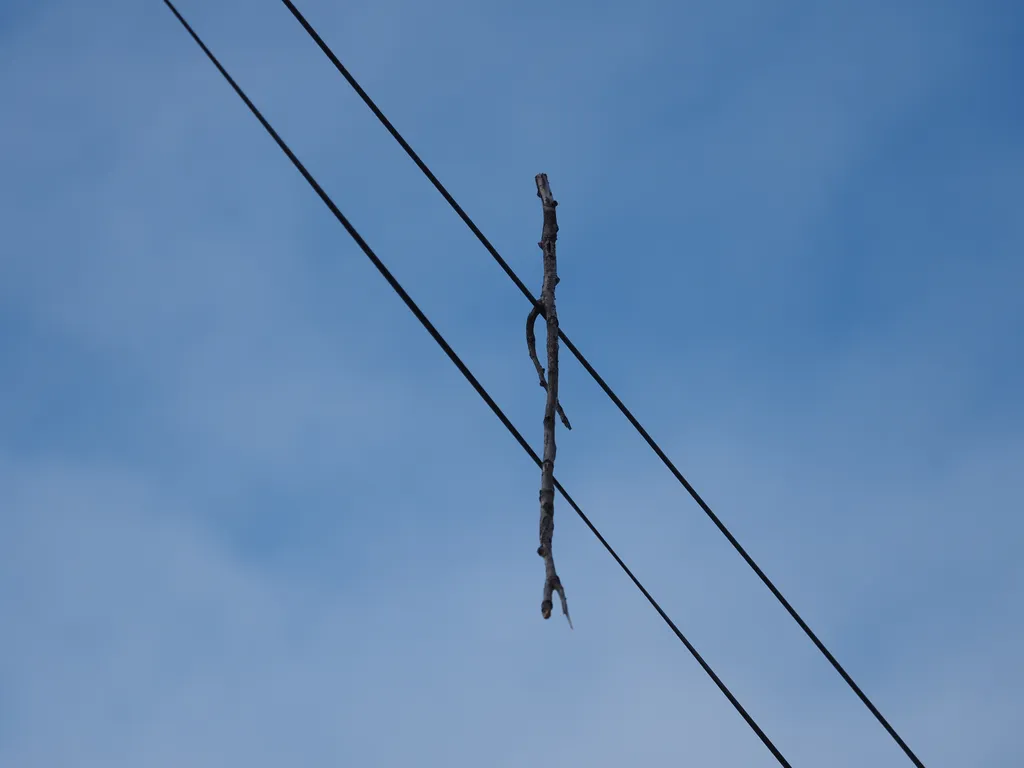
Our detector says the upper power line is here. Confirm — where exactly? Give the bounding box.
[162,2,794,766]
[273,2,927,767]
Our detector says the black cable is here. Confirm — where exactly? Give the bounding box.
[273,3,926,767]
[162,3,793,765]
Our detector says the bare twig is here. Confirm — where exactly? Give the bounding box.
[533,172,571,628]
[526,304,571,430]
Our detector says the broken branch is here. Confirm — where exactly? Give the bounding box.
[532,172,571,628]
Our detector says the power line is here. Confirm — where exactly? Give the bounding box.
[162,2,793,765]
[272,3,926,767]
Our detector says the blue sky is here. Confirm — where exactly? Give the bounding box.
[1,0,1022,765]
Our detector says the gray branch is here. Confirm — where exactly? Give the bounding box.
[526,304,571,430]
[533,172,571,628]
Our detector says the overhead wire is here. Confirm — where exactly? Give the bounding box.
[272,3,926,767]
[161,2,794,766]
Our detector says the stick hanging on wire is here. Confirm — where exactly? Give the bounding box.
[531,173,571,628]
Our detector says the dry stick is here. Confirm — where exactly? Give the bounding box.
[527,304,571,430]
[533,172,571,628]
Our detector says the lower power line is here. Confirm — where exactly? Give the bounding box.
[162,3,793,766]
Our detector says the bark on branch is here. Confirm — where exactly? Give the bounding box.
[527,306,571,430]
[531,172,571,628]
